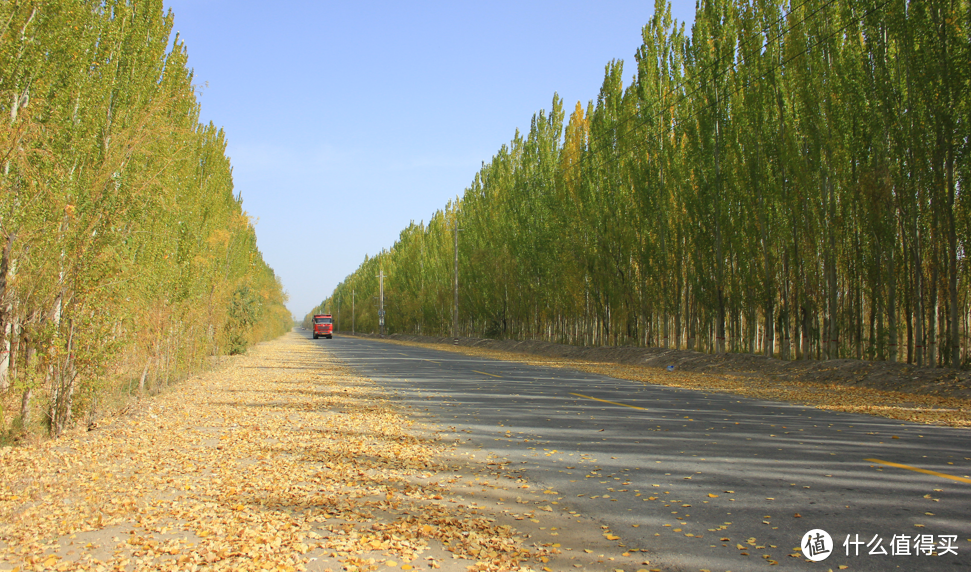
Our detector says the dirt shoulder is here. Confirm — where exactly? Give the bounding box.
[359,333,971,428]
[0,333,657,572]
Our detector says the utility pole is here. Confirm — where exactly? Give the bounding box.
[377,271,386,336]
[352,289,355,335]
[450,221,461,343]
[336,298,340,333]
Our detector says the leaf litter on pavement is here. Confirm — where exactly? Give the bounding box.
[1,333,655,572]
[374,338,971,428]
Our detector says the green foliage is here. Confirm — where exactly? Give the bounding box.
[0,0,290,438]
[226,284,267,355]
[312,0,969,369]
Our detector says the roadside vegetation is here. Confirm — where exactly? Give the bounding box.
[312,0,970,370]
[0,1,290,441]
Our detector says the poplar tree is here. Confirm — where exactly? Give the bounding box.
[315,0,969,371]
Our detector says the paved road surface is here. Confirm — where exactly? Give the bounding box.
[310,334,970,572]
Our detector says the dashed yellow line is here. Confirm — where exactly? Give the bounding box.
[865,458,971,484]
[472,370,503,378]
[570,393,646,410]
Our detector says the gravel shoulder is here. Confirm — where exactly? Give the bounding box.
[360,333,971,428]
[0,332,653,572]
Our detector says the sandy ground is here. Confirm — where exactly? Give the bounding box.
[0,333,659,572]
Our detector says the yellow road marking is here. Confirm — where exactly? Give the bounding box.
[424,359,441,364]
[865,458,971,484]
[472,370,502,378]
[570,393,646,410]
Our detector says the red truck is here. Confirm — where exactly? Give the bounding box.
[312,314,333,339]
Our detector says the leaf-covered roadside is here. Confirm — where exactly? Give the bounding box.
[0,333,620,572]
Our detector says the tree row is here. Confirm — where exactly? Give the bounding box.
[312,0,969,370]
[0,0,291,437]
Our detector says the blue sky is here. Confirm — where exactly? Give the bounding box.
[161,1,697,319]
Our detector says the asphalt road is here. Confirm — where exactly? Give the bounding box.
[308,333,970,572]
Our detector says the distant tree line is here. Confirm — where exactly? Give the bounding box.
[0,0,291,437]
[312,0,969,369]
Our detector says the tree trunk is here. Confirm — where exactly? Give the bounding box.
[52,321,78,437]
[887,240,898,362]
[781,250,791,360]
[20,386,32,433]
[914,235,925,366]
[714,83,726,355]
[801,305,812,360]
[138,362,149,393]
[0,325,9,393]
[826,206,838,359]
[0,232,14,392]
[906,294,913,364]
[946,145,959,369]
[929,251,939,367]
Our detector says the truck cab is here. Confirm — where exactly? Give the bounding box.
[312,314,333,339]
